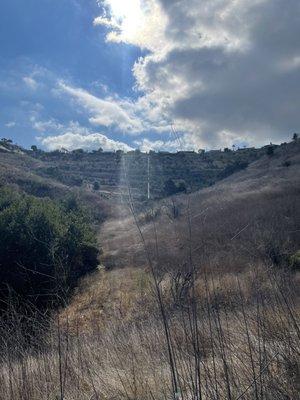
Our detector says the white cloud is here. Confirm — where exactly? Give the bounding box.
[93,16,120,29]
[23,76,38,90]
[95,0,168,52]
[33,116,133,151]
[5,121,16,128]
[30,116,63,132]
[135,138,179,152]
[38,131,133,152]
[58,81,144,134]
[279,55,300,72]
[93,0,300,149]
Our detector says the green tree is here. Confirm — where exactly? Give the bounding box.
[177,180,187,193]
[93,181,100,191]
[164,179,178,196]
[0,188,99,307]
[266,145,274,156]
[73,148,84,154]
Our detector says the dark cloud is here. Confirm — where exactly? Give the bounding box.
[140,0,300,146]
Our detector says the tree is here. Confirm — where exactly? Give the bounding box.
[0,188,99,308]
[266,145,274,156]
[177,180,187,193]
[1,138,12,143]
[93,181,100,191]
[293,133,298,141]
[72,148,84,154]
[31,145,38,152]
[219,161,248,179]
[164,179,178,196]
[164,179,187,196]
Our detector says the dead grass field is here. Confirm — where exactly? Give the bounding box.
[0,141,299,399]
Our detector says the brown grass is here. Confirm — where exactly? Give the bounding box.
[0,264,299,399]
[0,142,299,399]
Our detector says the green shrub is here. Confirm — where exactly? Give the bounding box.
[283,160,291,167]
[0,187,99,307]
[93,181,100,191]
[163,179,187,196]
[219,161,248,179]
[266,145,274,156]
[290,250,300,271]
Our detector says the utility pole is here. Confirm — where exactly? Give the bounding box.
[147,153,150,200]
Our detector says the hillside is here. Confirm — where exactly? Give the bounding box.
[0,146,112,222]
[0,138,299,400]
[0,137,277,202]
[1,138,299,273]
[97,139,300,269]
[42,138,299,400]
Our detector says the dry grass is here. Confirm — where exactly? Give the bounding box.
[0,142,299,399]
[0,264,299,400]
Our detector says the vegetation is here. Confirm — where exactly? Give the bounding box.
[218,160,248,178]
[26,141,269,199]
[93,181,100,191]
[266,145,274,156]
[164,178,187,196]
[0,187,99,307]
[0,137,298,399]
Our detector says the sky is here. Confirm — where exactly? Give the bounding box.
[0,0,299,152]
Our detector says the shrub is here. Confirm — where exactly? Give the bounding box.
[177,180,187,193]
[0,187,99,307]
[290,250,300,270]
[164,179,187,196]
[93,181,100,191]
[164,178,178,196]
[219,161,248,179]
[266,145,274,156]
[283,160,291,167]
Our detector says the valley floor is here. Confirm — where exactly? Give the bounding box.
[0,141,299,399]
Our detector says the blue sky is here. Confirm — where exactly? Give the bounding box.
[0,0,143,149]
[0,0,299,151]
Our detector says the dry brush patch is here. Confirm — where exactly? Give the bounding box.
[0,264,299,400]
[0,141,299,399]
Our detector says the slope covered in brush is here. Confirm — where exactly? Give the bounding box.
[99,140,300,270]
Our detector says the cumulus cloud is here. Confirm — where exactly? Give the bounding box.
[36,119,133,151]
[39,131,133,152]
[95,0,300,148]
[93,16,119,29]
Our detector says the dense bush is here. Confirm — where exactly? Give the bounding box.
[0,187,99,307]
[164,179,187,196]
[93,181,100,191]
[219,161,249,179]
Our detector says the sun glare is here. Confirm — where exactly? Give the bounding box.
[107,0,144,38]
